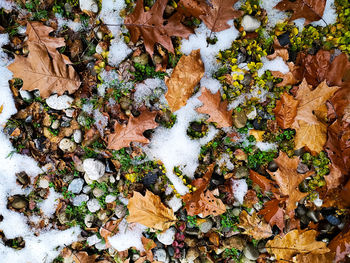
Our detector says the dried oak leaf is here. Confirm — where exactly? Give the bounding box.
[258,198,285,232]
[249,169,278,194]
[165,49,204,112]
[178,0,207,17]
[124,0,193,56]
[326,52,350,88]
[196,87,233,128]
[72,251,99,263]
[238,210,273,240]
[292,79,340,153]
[268,152,313,215]
[7,42,81,98]
[273,92,299,129]
[106,110,158,150]
[274,0,326,25]
[266,229,330,261]
[328,226,350,262]
[127,190,177,231]
[26,21,71,64]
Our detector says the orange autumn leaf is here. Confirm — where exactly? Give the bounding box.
[274,92,299,129]
[100,220,121,248]
[107,110,158,150]
[238,210,273,240]
[72,251,99,263]
[127,190,177,231]
[196,87,233,128]
[258,198,285,232]
[165,50,204,111]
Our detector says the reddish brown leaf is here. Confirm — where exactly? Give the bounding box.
[125,0,193,56]
[258,198,285,232]
[238,210,273,240]
[275,0,326,25]
[107,110,158,150]
[196,87,233,128]
[274,92,299,129]
[328,227,350,262]
[249,170,277,194]
[72,251,99,263]
[100,220,121,248]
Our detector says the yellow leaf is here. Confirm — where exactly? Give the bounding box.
[238,210,272,240]
[0,104,3,114]
[127,190,177,231]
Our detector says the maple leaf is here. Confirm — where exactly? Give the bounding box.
[124,0,193,56]
[274,0,327,25]
[26,21,71,64]
[292,80,340,153]
[127,190,177,231]
[106,110,158,150]
[165,50,204,111]
[266,229,330,261]
[238,210,273,240]
[7,42,81,98]
[274,92,299,129]
[268,152,313,214]
[258,198,285,232]
[196,87,233,128]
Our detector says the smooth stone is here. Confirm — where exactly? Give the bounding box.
[326,215,341,226]
[199,219,213,233]
[235,166,249,178]
[154,248,168,263]
[243,244,259,261]
[115,204,127,218]
[59,138,76,153]
[83,185,92,194]
[185,247,200,262]
[51,119,60,129]
[132,53,149,65]
[83,158,105,180]
[68,178,84,194]
[72,194,89,206]
[64,108,75,118]
[10,195,28,209]
[157,227,176,245]
[46,94,73,110]
[105,195,116,203]
[241,15,261,32]
[38,179,49,188]
[19,89,33,101]
[306,210,319,223]
[87,198,101,213]
[233,110,247,129]
[93,188,104,198]
[84,214,94,228]
[73,129,82,143]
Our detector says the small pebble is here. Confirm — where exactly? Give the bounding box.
[73,129,82,143]
[157,227,176,245]
[153,248,168,263]
[87,199,101,213]
[241,15,261,32]
[83,159,105,180]
[51,120,60,130]
[68,178,84,194]
[199,219,213,233]
[46,94,73,110]
[59,138,76,153]
[243,244,259,261]
[105,195,116,203]
[72,194,89,206]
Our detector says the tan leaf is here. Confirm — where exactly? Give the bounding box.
[274,92,299,129]
[249,169,278,194]
[268,152,313,214]
[248,129,265,142]
[7,42,81,98]
[294,252,334,263]
[125,0,193,56]
[271,62,302,87]
[127,190,177,231]
[238,210,273,240]
[196,87,233,128]
[165,50,204,111]
[100,220,122,248]
[266,229,330,261]
[294,120,328,153]
[325,165,344,190]
[72,251,99,263]
[106,110,158,150]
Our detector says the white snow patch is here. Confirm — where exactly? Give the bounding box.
[256,142,277,151]
[0,0,15,10]
[134,78,167,108]
[93,109,108,136]
[260,0,287,28]
[145,94,218,195]
[39,188,61,218]
[257,56,289,77]
[55,13,82,32]
[108,218,147,252]
[311,0,337,27]
[100,0,131,66]
[230,179,248,204]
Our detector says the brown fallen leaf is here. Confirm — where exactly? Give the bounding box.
[125,0,193,56]
[165,50,204,111]
[328,226,350,262]
[258,198,285,232]
[238,210,273,240]
[196,87,233,128]
[100,220,121,248]
[266,229,330,261]
[7,42,81,98]
[273,92,299,129]
[274,0,326,25]
[268,152,313,214]
[292,80,340,153]
[271,62,302,87]
[178,0,207,17]
[326,52,350,88]
[72,251,99,263]
[106,110,158,150]
[249,170,278,194]
[127,190,177,231]
[294,252,334,263]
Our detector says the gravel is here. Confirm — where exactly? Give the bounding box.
[68,178,84,194]
[83,158,105,180]
[87,198,101,213]
[157,227,176,245]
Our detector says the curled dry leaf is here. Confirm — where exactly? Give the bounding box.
[7,42,81,98]
[268,152,313,214]
[274,0,326,25]
[165,49,204,112]
[72,251,99,263]
[238,210,273,240]
[258,198,285,232]
[266,229,330,261]
[125,0,193,56]
[100,220,122,248]
[249,169,278,194]
[328,227,350,262]
[273,92,299,129]
[196,87,233,128]
[106,110,158,150]
[127,190,177,231]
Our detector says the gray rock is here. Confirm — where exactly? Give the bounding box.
[243,244,259,261]
[199,219,213,233]
[157,227,176,245]
[68,178,84,194]
[51,119,60,129]
[105,195,116,203]
[46,94,74,110]
[235,166,249,178]
[93,187,104,198]
[83,158,105,180]
[73,129,82,143]
[19,89,33,101]
[154,248,168,263]
[72,194,89,206]
[87,198,101,213]
[241,15,261,32]
[84,214,94,228]
[59,138,76,153]
[115,204,127,218]
[83,185,92,194]
[64,108,75,118]
[233,109,247,129]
